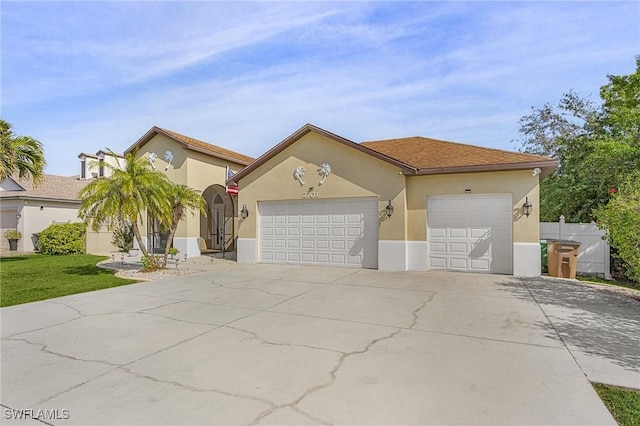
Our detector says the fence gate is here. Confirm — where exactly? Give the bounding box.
[540,215,610,279]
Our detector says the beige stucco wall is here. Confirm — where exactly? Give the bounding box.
[238,132,540,246]
[83,153,124,179]
[86,225,117,254]
[406,170,540,243]
[237,132,407,241]
[133,134,245,241]
[2,199,82,252]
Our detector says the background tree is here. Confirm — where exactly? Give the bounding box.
[78,150,171,257]
[516,56,639,281]
[594,175,640,283]
[0,119,46,184]
[160,184,206,267]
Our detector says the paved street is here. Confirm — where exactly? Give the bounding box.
[2,264,637,425]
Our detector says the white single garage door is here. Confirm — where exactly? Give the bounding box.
[428,194,512,274]
[259,198,378,268]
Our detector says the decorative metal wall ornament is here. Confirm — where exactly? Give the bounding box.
[163,150,174,171]
[148,152,158,170]
[293,166,306,186]
[317,162,331,185]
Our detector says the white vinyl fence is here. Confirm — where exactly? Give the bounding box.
[540,215,610,279]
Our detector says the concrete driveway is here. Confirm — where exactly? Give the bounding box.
[2,264,636,425]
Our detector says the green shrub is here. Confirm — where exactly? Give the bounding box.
[112,222,134,252]
[140,254,162,272]
[38,222,86,255]
[595,175,640,284]
[3,229,22,240]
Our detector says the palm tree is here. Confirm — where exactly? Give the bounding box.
[0,119,46,184]
[161,183,207,267]
[78,150,171,257]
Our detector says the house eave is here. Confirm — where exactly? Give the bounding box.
[0,195,82,204]
[413,160,560,176]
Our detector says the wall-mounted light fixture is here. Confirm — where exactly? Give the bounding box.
[240,204,249,219]
[522,197,533,217]
[40,206,44,211]
[16,212,21,219]
[386,200,394,218]
[532,168,542,176]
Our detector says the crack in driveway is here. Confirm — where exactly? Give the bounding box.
[224,325,345,355]
[6,338,121,367]
[248,295,436,425]
[120,367,277,410]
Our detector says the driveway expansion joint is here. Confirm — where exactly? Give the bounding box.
[519,278,589,379]
[214,281,289,297]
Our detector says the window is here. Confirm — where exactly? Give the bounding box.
[80,160,86,179]
[98,159,104,177]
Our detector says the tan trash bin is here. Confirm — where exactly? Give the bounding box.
[546,239,581,279]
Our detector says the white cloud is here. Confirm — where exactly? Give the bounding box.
[2,1,638,176]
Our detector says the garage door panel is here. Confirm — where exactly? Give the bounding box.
[287,228,300,236]
[287,240,300,249]
[428,195,512,274]
[331,228,345,237]
[449,228,467,239]
[287,252,301,262]
[316,240,329,249]
[449,242,469,253]
[470,228,490,238]
[430,257,447,268]
[430,242,446,253]
[449,258,468,269]
[430,228,446,238]
[332,240,346,250]
[260,199,378,268]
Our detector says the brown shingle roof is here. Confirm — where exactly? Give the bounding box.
[0,174,90,202]
[361,136,557,174]
[125,126,254,166]
[231,124,559,183]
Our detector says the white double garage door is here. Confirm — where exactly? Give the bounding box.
[259,198,379,268]
[259,195,512,273]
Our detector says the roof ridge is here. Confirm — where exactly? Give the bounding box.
[361,136,554,161]
[125,126,254,165]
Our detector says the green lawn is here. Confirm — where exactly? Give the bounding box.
[593,383,640,426]
[578,275,640,291]
[1,254,138,307]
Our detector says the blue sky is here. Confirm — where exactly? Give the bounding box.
[2,1,639,176]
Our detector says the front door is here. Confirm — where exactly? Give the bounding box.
[211,195,225,250]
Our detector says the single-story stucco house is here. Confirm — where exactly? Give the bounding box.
[121,126,254,257]
[0,174,90,252]
[229,124,558,277]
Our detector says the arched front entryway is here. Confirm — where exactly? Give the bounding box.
[200,184,236,252]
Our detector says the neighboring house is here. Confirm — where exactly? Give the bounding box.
[0,174,89,252]
[78,150,126,179]
[230,124,559,277]
[121,126,254,257]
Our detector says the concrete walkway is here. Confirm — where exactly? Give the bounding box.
[2,264,635,425]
